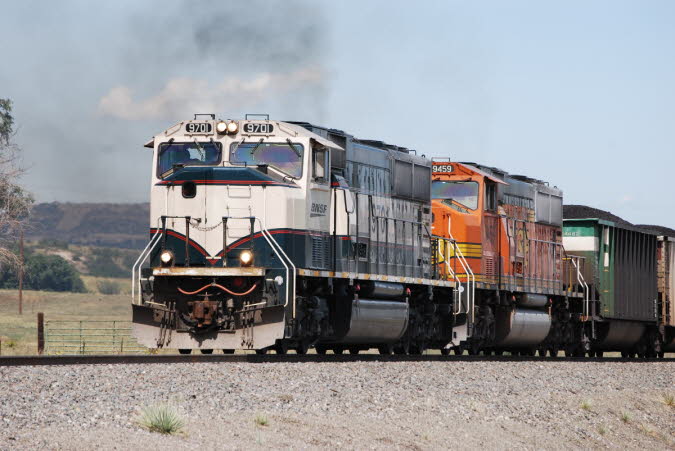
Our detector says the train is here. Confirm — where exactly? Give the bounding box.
[131,114,674,357]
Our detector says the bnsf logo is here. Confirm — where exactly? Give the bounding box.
[310,203,327,217]
[432,164,453,173]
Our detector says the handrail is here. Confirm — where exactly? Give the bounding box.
[447,231,475,326]
[255,218,296,317]
[131,231,162,305]
[567,255,590,319]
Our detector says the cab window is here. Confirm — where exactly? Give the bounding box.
[485,181,497,212]
[157,142,221,177]
[312,147,329,183]
[432,181,479,210]
[230,141,304,178]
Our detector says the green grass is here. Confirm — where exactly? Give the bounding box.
[136,403,185,435]
[620,411,631,423]
[597,425,607,436]
[580,400,592,411]
[254,414,269,427]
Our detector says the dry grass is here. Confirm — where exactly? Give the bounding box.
[0,288,130,355]
[663,393,674,408]
[580,400,592,411]
[620,411,631,423]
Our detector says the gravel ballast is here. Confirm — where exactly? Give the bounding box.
[1,360,673,449]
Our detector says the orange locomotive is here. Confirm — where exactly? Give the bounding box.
[431,159,579,355]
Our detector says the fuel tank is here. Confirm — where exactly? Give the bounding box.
[341,298,409,344]
[495,308,551,348]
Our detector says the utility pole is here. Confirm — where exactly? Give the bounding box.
[18,228,23,315]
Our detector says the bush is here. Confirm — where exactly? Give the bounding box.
[136,403,184,435]
[97,279,121,295]
[0,253,85,292]
[88,247,129,278]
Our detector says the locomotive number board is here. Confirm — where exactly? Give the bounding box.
[432,164,453,173]
[185,122,213,134]
[243,122,274,134]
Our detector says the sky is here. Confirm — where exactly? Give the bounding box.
[1,1,674,227]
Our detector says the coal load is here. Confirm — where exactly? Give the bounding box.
[563,205,633,227]
[636,224,675,237]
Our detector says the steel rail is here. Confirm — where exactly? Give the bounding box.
[0,354,673,367]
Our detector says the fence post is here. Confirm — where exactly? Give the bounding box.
[37,312,45,355]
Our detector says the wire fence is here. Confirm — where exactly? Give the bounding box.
[45,320,145,355]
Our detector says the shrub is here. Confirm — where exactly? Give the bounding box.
[97,279,121,295]
[136,403,184,435]
[88,248,129,278]
[0,253,85,292]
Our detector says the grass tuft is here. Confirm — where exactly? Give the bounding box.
[254,413,269,427]
[620,411,631,423]
[137,403,185,435]
[663,393,675,408]
[580,400,592,411]
[597,425,607,436]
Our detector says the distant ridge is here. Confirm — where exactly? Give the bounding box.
[27,202,150,249]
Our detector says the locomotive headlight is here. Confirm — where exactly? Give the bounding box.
[240,250,253,267]
[160,250,174,266]
[216,121,228,134]
[226,121,238,133]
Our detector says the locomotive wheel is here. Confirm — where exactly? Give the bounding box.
[440,347,451,356]
[409,344,423,355]
[621,351,629,358]
[275,342,288,355]
[537,349,546,358]
[394,341,410,355]
[178,349,192,355]
[493,350,504,356]
[200,349,213,354]
[453,345,464,355]
[315,346,327,355]
[333,346,344,355]
[296,341,309,355]
[222,349,235,354]
[348,348,360,355]
[595,351,604,358]
[378,345,393,355]
[255,349,268,355]
[548,349,559,358]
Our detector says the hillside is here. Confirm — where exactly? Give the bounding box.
[27,202,149,249]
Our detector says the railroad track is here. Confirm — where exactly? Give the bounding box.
[1,354,673,367]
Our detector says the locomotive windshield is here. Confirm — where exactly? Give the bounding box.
[230,141,304,178]
[157,142,222,177]
[432,181,479,210]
